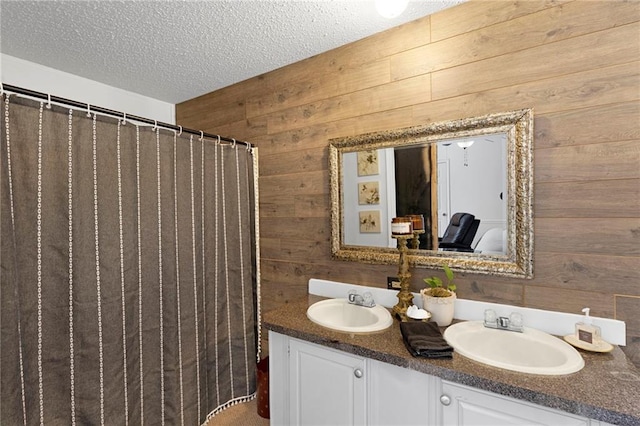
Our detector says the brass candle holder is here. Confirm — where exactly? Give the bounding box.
[391,234,413,321]
[410,229,425,250]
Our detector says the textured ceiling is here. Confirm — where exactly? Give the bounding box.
[1,0,464,104]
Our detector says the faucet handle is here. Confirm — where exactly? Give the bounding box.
[363,292,374,306]
[348,289,358,302]
[484,309,497,325]
[509,312,523,329]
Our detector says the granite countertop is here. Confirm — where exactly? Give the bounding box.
[263,295,640,426]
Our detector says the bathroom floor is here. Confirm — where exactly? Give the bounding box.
[204,399,270,425]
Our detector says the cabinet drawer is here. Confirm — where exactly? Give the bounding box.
[441,381,589,426]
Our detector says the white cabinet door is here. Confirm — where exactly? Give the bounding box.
[441,381,589,426]
[368,359,439,426]
[269,331,290,425]
[289,338,367,425]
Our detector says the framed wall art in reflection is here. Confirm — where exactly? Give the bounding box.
[358,181,380,205]
[357,150,379,176]
[359,210,381,233]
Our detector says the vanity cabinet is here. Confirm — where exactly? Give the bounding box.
[270,331,616,425]
[440,381,591,426]
[269,331,436,425]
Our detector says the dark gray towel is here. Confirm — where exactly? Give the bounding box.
[400,321,453,359]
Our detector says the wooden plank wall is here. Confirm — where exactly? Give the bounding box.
[177,0,640,354]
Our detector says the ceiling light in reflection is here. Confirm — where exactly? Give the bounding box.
[457,140,474,166]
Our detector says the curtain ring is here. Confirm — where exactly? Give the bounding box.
[199,131,204,141]
[86,103,91,117]
[0,82,4,96]
[216,135,221,145]
[152,120,157,131]
[246,142,251,152]
[178,125,183,136]
[231,138,236,148]
[122,112,127,125]
[46,94,52,109]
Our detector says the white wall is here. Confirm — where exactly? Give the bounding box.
[1,54,174,124]
[343,148,396,248]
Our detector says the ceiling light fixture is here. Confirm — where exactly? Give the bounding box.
[375,0,409,19]
[456,140,474,167]
[456,140,474,149]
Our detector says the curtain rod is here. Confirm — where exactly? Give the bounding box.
[1,83,251,148]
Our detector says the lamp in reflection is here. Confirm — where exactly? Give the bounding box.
[457,140,474,166]
[456,140,475,149]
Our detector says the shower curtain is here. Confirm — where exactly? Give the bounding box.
[1,94,260,426]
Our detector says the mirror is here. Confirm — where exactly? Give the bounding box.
[329,109,533,278]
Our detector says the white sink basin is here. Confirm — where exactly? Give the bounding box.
[444,321,584,375]
[306,298,393,334]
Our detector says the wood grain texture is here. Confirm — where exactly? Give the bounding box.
[176,1,640,346]
[394,0,639,82]
[432,22,640,100]
[535,140,640,183]
[534,102,640,149]
[259,170,327,197]
[533,253,640,296]
[253,106,415,155]
[259,147,326,177]
[266,73,431,134]
[535,218,640,256]
[535,179,640,218]
[430,0,572,42]
[455,279,525,307]
[524,286,614,318]
[616,296,640,336]
[246,60,391,119]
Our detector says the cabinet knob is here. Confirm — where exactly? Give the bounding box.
[354,368,363,378]
[440,394,451,406]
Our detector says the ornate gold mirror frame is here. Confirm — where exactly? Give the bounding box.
[329,109,534,278]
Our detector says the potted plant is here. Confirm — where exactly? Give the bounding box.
[420,265,457,326]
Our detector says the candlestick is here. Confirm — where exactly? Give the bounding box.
[410,229,425,250]
[391,234,413,321]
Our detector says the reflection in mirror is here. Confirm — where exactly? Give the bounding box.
[329,109,533,278]
[342,134,507,252]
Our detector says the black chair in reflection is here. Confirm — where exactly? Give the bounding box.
[439,212,480,252]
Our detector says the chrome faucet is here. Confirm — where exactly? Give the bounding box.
[347,290,376,308]
[483,309,524,332]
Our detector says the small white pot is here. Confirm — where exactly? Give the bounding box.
[420,289,456,326]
